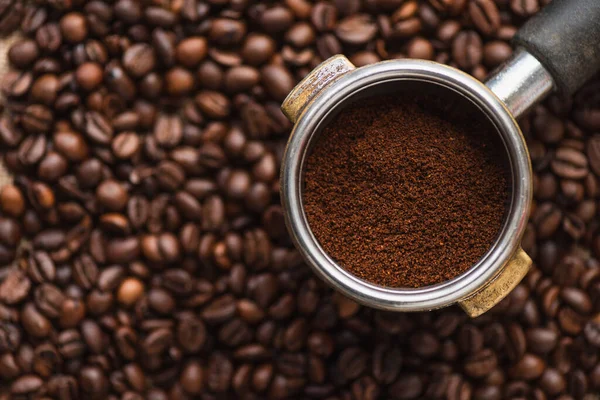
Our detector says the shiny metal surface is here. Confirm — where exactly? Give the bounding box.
[485,48,555,119]
[281,60,533,312]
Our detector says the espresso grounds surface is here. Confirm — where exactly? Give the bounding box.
[304,95,511,287]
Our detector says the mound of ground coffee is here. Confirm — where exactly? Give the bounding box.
[304,94,511,287]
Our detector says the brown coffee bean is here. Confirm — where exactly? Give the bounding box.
[96,179,128,211]
[0,0,23,35]
[0,115,23,147]
[156,161,185,190]
[75,62,103,91]
[452,31,482,69]
[0,268,30,305]
[406,37,434,60]
[389,374,423,399]
[165,67,195,96]
[540,368,566,395]
[22,303,51,338]
[464,348,498,378]
[0,185,25,217]
[372,345,402,384]
[224,66,260,93]
[152,28,176,67]
[429,0,467,15]
[79,366,108,398]
[532,202,562,239]
[122,43,156,77]
[18,134,46,166]
[551,147,588,179]
[30,74,59,105]
[242,34,276,66]
[335,15,377,45]
[511,0,539,17]
[195,91,230,119]
[38,151,68,181]
[260,65,294,102]
[526,327,558,354]
[112,131,140,159]
[60,12,88,43]
[586,135,600,177]
[210,18,246,46]
[510,353,545,380]
[117,278,144,306]
[145,6,176,27]
[105,62,137,102]
[34,283,65,318]
[469,0,500,35]
[36,22,61,52]
[175,37,207,67]
[84,111,114,144]
[311,2,337,32]
[53,130,89,162]
[8,39,39,68]
[483,41,512,67]
[22,104,53,134]
[153,114,182,149]
[11,375,43,397]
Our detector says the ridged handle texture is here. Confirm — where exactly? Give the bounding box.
[513,0,600,96]
[281,55,355,123]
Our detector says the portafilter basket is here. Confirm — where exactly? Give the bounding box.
[279,0,600,317]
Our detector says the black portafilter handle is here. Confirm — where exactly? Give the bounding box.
[513,0,600,96]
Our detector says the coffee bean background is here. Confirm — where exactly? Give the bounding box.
[1,0,600,399]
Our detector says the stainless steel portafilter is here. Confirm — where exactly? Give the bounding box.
[279,0,600,317]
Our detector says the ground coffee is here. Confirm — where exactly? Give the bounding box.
[304,94,511,287]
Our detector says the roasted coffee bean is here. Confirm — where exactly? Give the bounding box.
[60,12,88,43]
[30,74,59,105]
[452,31,482,70]
[123,43,156,77]
[0,268,30,305]
[96,179,128,211]
[84,111,114,144]
[373,345,402,384]
[511,0,540,17]
[11,374,43,397]
[241,34,276,66]
[552,147,589,179]
[8,39,38,68]
[153,114,182,148]
[35,22,61,52]
[34,283,65,318]
[260,65,295,102]
[0,116,23,147]
[464,348,497,378]
[112,131,140,159]
[22,105,53,134]
[335,14,377,45]
[311,2,337,31]
[75,62,103,91]
[509,353,545,380]
[18,134,46,166]
[469,0,500,35]
[175,37,207,67]
[2,71,33,98]
[105,62,137,102]
[21,303,51,338]
[38,151,68,181]
[165,67,195,96]
[0,0,23,35]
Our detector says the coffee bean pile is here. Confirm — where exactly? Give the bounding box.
[1,0,600,399]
